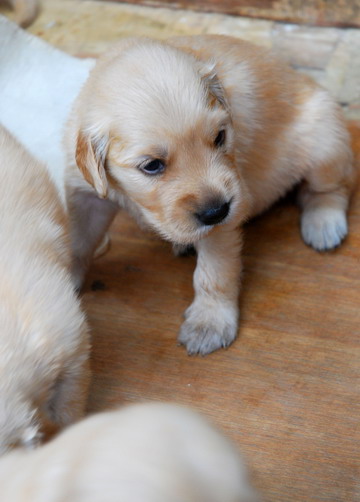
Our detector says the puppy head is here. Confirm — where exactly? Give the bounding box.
[74,39,250,244]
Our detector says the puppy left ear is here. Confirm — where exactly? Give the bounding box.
[75,130,109,199]
[197,62,229,111]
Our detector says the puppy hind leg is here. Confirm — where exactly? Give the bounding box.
[299,155,356,251]
[295,90,357,251]
[67,188,118,290]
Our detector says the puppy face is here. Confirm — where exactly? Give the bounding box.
[75,40,249,244]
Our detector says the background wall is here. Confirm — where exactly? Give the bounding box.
[108,0,360,27]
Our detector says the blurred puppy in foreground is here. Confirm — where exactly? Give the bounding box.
[0,402,259,502]
[0,126,90,454]
[65,35,356,356]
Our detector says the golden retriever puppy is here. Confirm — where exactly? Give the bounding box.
[0,402,259,502]
[1,0,39,27]
[0,126,90,454]
[65,35,356,355]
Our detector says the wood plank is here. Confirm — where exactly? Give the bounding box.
[105,0,360,27]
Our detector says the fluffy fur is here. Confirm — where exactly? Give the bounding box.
[64,35,356,355]
[0,126,90,454]
[0,402,258,502]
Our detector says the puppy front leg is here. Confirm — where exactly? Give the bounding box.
[67,185,119,290]
[178,224,242,355]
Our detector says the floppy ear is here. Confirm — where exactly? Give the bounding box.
[75,131,109,198]
[197,62,229,111]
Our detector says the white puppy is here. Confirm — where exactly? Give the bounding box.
[0,402,259,502]
[0,15,94,202]
[0,125,90,454]
[64,35,356,355]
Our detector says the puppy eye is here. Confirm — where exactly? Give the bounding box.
[139,159,165,175]
[214,129,226,148]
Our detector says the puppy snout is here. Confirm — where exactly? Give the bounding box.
[195,199,231,226]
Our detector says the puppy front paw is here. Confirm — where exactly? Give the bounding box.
[178,302,239,355]
[301,207,348,251]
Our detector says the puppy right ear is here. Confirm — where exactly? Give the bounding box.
[75,131,109,198]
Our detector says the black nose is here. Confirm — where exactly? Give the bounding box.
[195,200,230,226]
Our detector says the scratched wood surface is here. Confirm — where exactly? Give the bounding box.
[80,123,360,502]
[107,0,360,27]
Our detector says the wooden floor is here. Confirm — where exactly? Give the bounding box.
[80,124,360,502]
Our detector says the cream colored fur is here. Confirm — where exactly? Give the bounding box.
[0,402,258,502]
[0,126,90,454]
[65,35,356,355]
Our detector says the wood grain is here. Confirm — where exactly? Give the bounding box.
[106,0,360,27]
[81,122,360,502]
